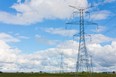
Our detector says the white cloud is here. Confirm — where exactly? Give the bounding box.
[90,10,111,20]
[15,33,29,39]
[23,40,78,72]
[0,33,116,72]
[17,35,29,39]
[44,28,78,37]
[0,0,88,25]
[97,26,106,32]
[89,34,115,44]
[91,26,106,33]
[35,34,60,45]
[0,41,20,72]
[0,33,21,72]
[0,38,78,72]
[0,33,20,43]
[104,0,116,3]
[23,39,116,72]
[87,41,116,72]
[17,0,21,3]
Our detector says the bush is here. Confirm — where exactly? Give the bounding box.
[0,71,3,73]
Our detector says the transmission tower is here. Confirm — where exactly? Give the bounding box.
[76,9,90,72]
[66,5,97,75]
[90,55,93,73]
[59,51,64,73]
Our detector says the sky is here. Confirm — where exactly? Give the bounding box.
[0,0,116,72]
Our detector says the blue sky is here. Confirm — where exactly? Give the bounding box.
[0,0,115,53]
[0,0,116,72]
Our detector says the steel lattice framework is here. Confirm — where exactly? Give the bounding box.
[76,9,90,72]
[66,6,96,74]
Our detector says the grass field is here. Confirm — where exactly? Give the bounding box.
[0,73,116,77]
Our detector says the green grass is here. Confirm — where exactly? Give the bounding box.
[0,73,116,77]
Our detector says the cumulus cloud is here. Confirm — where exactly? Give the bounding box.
[89,34,116,44]
[15,33,29,39]
[43,27,78,37]
[0,33,116,72]
[0,33,29,72]
[90,10,111,20]
[20,40,78,72]
[0,41,20,72]
[91,26,106,33]
[0,0,88,25]
[88,41,116,72]
[35,34,60,45]
[0,33,20,43]
[20,39,116,72]
[0,38,77,72]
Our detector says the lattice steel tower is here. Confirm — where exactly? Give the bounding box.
[60,52,64,73]
[66,6,96,73]
[76,9,90,72]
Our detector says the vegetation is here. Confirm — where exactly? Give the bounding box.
[0,72,116,77]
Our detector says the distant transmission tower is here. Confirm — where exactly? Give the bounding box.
[60,51,64,73]
[66,5,97,74]
[90,55,93,73]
